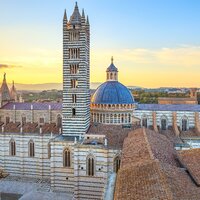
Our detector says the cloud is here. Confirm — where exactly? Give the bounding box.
[0,64,22,69]
[120,46,200,67]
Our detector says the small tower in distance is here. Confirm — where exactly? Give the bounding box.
[10,81,18,102]
[106,57,118,81]
[62,2,90,137]
[0,73,11,106]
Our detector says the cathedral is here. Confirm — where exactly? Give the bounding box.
[1,2,200,200]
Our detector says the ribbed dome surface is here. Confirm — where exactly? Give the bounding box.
[91,81,134,104]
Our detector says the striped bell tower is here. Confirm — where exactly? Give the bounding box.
[62,2,90,136]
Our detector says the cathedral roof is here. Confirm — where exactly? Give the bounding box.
[69,2,81,25]
[137,104,200,112]
[91,81,134,104]
[0,102,62,110]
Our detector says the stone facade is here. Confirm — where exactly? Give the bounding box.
[62,3,90,136]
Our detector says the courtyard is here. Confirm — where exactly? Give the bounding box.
[0,176,73,200]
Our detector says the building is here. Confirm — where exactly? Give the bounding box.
[1,2,200,200]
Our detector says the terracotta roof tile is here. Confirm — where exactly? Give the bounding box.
[177,148,200,186]
[114,128,200,200]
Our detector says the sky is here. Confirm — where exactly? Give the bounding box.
[1,0,200,88]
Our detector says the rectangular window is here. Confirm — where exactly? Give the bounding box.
[71,79,78,88]
[70,64,79,74]
[72,94,77,103]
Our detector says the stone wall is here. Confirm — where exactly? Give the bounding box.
[0,109,61,125]
[134,110,196,130]
[0,132,53,178]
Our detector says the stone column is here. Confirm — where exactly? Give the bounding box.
[195,112,200,135]
[49,105,52,124]
[172,112,180,136]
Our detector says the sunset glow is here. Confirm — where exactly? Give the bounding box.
[1,0,200,88]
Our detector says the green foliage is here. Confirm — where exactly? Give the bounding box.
[22,90,62,102]
[132,90,189,104]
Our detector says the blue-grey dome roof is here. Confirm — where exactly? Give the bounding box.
[91,81,134,104]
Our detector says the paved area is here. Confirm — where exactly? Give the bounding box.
[0,176,73,200]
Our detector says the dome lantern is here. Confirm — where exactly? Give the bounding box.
[106,57,118,81]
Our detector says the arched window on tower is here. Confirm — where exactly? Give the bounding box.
[28,140,35,157]
[48,143,51,159]
[72,108,76,116]
[114,73,117,80]
[114,156,121,173]
[57,114,62,128]
[10,139,16,156]
[87,155,95,176]
[63,149,71,167]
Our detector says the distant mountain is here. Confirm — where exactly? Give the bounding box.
[8,83,62,91]
[5,82,103,91]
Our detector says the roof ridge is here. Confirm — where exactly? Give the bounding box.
[142,127,155,160]
[154,160,174,200]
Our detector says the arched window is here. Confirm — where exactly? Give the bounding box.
[110,73,113,80]
[48,143,51,159]
[182,117,188,131]
[6,117,10,125]
[114,73,117,80]
[128,114,131,123]
[72,108,76,116]
[22,116,26,125]
[57,115,62,128]
[29,140,35,157]
[87,156,95,176]
[142,116,148,128]
[114,156,121,173]
[10,139,16,156]
[161,117,167,130]
[121,114,124,123]
[110,114,113,124]
[114,114,117,124]
[63,149,71,167]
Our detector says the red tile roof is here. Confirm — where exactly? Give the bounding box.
[114,128,200,200]
[177,148,200,186]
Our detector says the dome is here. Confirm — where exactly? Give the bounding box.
[91,81,134,104]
